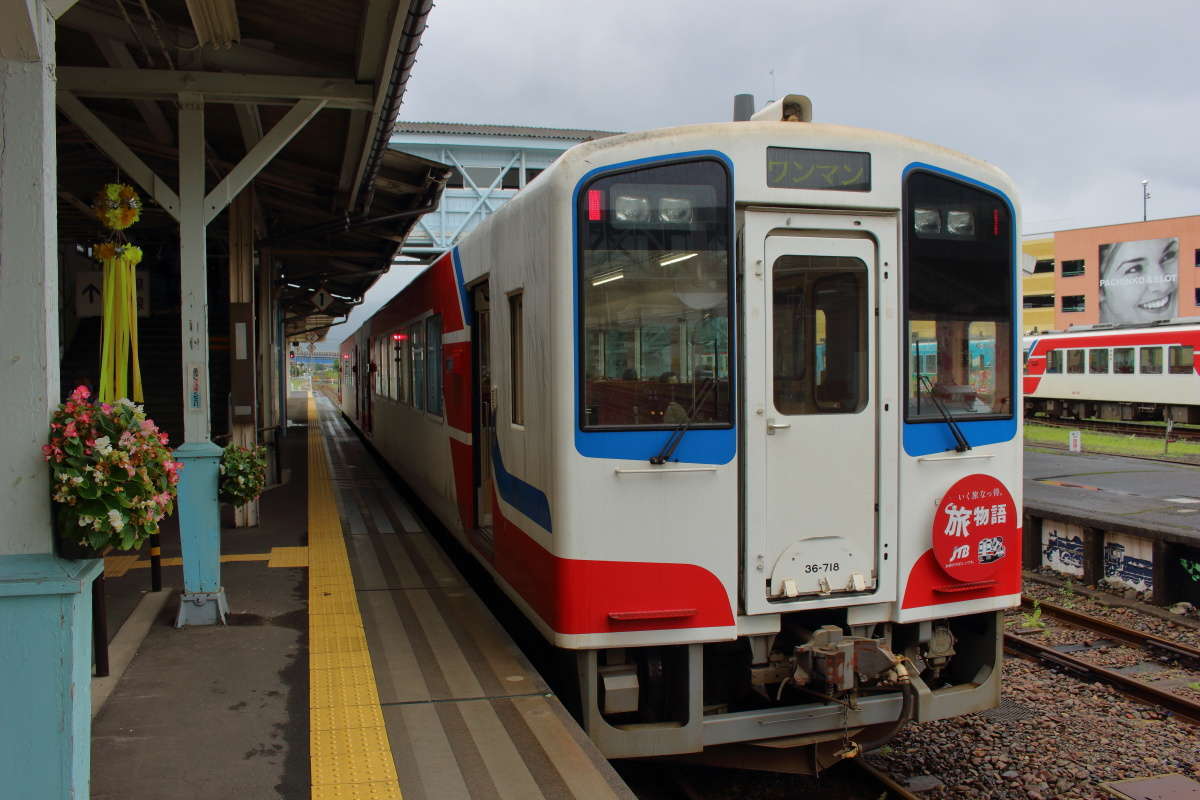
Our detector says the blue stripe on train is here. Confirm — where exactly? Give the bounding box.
[491,441,552,533]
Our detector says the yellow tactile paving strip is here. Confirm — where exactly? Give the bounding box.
[103,548,308,578]
[307,393,403,800]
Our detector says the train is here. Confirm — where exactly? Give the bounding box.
[1023,322,1200,422]
[337,94,1023,771]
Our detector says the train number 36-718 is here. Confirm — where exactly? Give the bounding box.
[803,563,841,574]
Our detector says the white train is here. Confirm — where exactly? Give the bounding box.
[339,95,1023,771]
[1024,322,1200,422]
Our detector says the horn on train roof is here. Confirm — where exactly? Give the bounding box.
[749,94,813,123]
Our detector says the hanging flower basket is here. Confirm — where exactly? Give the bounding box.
[219,444,268,507]
[44,386,181,558]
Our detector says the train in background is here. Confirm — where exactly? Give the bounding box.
[338,94,1023,771]
[1023,322,1200,422]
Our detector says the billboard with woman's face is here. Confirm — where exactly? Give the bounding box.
[1099,237,1179,324]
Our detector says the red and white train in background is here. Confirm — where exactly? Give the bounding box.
[339,95,1023,770]
[1024,322,1200,423]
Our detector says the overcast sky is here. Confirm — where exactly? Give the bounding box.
[334,0,1197,344]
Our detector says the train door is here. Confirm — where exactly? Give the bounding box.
[472,283,495,535]
[743,212,882,614]
[362,339,373,434]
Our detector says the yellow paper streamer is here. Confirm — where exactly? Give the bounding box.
[96,245,143,403]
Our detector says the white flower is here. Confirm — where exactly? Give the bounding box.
[107,509,125,531]
[94,436,113,455]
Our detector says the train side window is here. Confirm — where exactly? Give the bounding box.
[1139,346,1163,374]
[426,315,443,416]
[1088,349,1109,374]
[509,292,524,425]
[1112,348,1135,374]
[410,322,424,410]
[1046,350,1062,374]
[773,256,868,415]
[1168,345,1194,375]
[1067,350,1085,374]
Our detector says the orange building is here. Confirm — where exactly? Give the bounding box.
[1021,215,1200,334]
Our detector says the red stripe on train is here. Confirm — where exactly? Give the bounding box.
[490,484,734,634]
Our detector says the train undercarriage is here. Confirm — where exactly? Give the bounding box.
[571,610,1003,773]
[1026,397,1200,424]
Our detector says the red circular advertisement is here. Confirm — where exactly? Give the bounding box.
[931,474,1017,583]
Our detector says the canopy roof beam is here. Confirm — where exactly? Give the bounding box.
[57,67,374,110]
[56,89,181,220]
[205,98,327,224]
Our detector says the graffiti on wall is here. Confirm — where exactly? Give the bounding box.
[1103,532,1153,593]
[1042,522,1085,577]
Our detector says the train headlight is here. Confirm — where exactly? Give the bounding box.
[658,196,693,223]
[946,209,975,236]
[614,194,651,222]
[913,207,941,234]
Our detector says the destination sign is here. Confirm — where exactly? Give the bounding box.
[766,147,871,192]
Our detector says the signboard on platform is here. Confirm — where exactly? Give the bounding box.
[76,271,150,317]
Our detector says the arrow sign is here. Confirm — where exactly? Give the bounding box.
[77,271,151,318]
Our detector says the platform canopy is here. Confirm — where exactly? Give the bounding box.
[54,0,451,337]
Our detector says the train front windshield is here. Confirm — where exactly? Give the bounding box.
[904,171,1014,421]
[578,159,733,429]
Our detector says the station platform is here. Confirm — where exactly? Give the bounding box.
[1025,449,1200,545]
[90,392,633,799]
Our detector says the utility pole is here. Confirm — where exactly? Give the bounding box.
[1142,179,1150,222]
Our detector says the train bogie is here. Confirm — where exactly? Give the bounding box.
[338,96,1022,768]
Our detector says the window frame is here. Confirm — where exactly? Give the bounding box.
[1067,349,1085,374]
[1061,259,1086,277]
[425,314,443,417]
[1139,346,1163,374]
[1046,349,1063,374]
[1061,294,1086,313]
[509,290,525,426]
[901,168,1015,424]
[575,156,736,432]
[1088,348,1109,374]
[1113,347,1135,374]
[1168,345,1194,375]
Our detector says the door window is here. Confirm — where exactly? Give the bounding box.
[772,255,868,414]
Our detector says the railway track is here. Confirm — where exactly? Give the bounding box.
[1004,596,1200,724]
[1029,416,1200,443]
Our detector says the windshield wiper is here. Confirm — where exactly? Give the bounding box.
[650,378,718,465]
[919,375,971,453]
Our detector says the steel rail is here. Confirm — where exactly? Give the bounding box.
[1021,597,1200,662]
[849,758,926,800]
[1003,629,1200,725]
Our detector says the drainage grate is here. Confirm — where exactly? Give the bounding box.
[978,698,1040,724]
[1099,773,1200,799]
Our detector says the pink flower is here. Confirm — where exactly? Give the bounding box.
[71,385,90,401]
[139,419,157,434]
[63,422,78,439]
[100,403,112,413]
[158,432,169,445]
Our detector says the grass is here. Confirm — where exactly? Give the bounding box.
[1020,599,1046,630]
[1024,422,1200,461]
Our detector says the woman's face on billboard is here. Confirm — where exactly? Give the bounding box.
[1099,238,1178,324]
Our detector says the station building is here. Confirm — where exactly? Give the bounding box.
[1021,215,1200,334]
[0,2,452,795]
